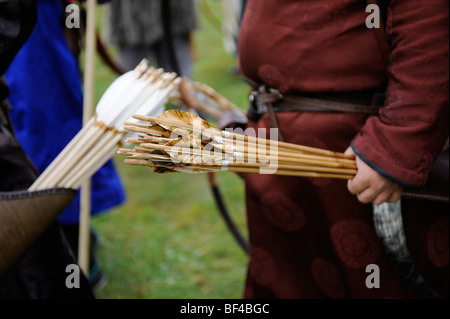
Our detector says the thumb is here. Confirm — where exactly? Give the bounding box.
[344,146,357,189]
[344,146,355,156]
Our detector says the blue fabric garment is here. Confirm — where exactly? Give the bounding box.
[5,0,126,224]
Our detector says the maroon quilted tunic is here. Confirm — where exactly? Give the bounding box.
[238,0,448,298]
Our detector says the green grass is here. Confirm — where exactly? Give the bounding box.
[91,0,251,299]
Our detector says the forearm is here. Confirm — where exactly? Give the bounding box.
[352,0,449,187]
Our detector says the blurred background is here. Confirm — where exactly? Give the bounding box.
[90,0,251,298]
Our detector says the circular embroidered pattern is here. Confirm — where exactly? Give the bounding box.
[311,258,346,298]
[331,220,382,269]
[427,216,449,267]
[261,192,306,232]
[248,246,275,287]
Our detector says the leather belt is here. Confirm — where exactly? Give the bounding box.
[247,87,385,122]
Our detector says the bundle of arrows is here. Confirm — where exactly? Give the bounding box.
[119,110,358,180]
[28,59,180,191]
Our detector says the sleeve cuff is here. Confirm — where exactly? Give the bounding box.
[350,141,419,189]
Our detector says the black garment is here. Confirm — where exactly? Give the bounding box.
[0,0,94,298]
[60,224,106,291]
[0,0,37,76]
[0,111,95,298]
